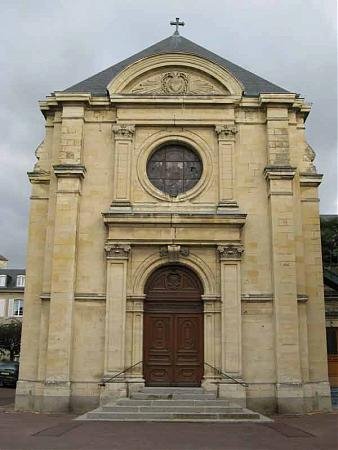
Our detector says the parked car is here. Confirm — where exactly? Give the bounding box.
[0,361,19,387]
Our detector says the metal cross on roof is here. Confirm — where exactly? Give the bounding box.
[170,17,185,35]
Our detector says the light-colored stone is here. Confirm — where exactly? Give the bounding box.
[15,37,330,415]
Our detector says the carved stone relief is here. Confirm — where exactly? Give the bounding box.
[215,125,238,140]
[112,124,135,139]
[303,143,317,173]
[128,69,228,95]
[160,245,190,261]
[105,243,131,259]
[217,244,244,260]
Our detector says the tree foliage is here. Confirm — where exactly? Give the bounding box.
[0,320,22,361]
[321,216,338,269]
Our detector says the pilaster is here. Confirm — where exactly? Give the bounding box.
[111,124,135,207]
[15,172,50,411]
[264,165,303,413]
[104,243,131,376]
[42,163,85,412]
[217,244,244,377]
[300,173,331,410]
[215,124,238,208]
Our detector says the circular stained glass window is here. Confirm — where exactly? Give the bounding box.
[146,143,203,197]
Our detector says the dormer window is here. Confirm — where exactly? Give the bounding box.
[16,275,25,288]
[0,275,6,287]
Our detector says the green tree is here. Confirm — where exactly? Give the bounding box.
[0,320,22,361]
[321,216,338,270]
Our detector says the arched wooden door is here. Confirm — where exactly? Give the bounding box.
[143,265,204,386]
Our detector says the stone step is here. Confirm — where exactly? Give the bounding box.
[141,387,204,394]
[115,399,233,407]
[102,405,243,413]
[130,392,217,400]
[84,410,262,422]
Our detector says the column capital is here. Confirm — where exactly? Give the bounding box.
[105,242,131,259]
[217,244,244,260]
[112,124,135,140]
[215,124,237,140]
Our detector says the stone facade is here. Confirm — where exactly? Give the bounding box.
[15,34,331,414]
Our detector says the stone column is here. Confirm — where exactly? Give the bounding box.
[217,244,246,405]
[43,165,85,412]
[215,124,238,209]
[111,124,135,207]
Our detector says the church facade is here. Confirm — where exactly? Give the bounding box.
[15,28,331,414]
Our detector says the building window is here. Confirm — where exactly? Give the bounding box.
[147,143,202,197]
[326,327,338,355]
[8,299,24,317]
[0,275,7,287]
[16,275,25,287]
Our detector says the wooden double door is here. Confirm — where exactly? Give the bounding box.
[143,265,204,386]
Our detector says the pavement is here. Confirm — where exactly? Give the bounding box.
[0,387,337,450]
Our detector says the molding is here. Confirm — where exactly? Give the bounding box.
[241,293,273,303]
[201,294,221,302]
[103,211,247,228]
[107,53,244,97]
[259,93,297,105]
[104,242,131,259]
[217,244,244,260]
[27,170,50,184]
[264,166,296,181]
[53,164,86,178]
[297,294,309,303]
[159,245,189,261]
[299,172,323,187]
[135,129,213,203]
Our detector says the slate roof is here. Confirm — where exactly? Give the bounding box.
[0,269,25,292]
[64,34,289,97]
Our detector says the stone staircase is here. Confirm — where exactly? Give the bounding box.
[77,387,271,422]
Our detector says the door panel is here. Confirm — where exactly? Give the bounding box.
[144,265,204,387]
[144,314,174,385]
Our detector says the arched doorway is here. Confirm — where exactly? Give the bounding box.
[143,265,204,386]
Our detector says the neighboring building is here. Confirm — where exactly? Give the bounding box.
[321,215,338,390]
[0,257,25,323]
[16,23,331,414]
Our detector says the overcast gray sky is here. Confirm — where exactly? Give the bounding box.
[0,0,337,267]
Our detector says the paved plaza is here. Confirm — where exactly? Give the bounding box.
[0,388,337,450]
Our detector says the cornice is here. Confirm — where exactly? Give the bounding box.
[53,164,86,178]
[27,170,50,184]
[259,93,297,105]
[39,93,110,115]
[103,211,247,227]
[299,173,323,187]
[264,165,296,181]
